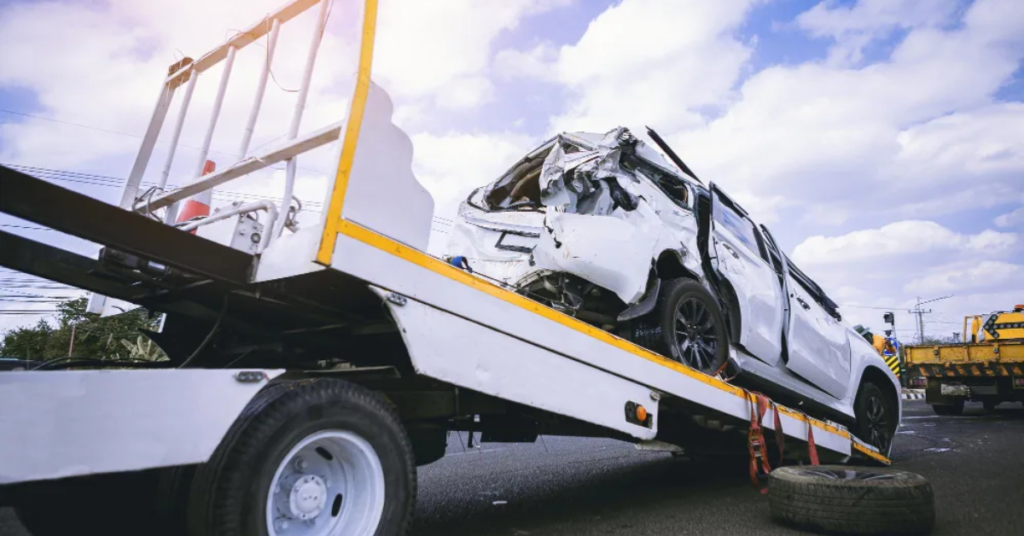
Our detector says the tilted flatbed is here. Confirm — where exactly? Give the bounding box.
[0,1,888,534]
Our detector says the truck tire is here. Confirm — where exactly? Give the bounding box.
[186,378,416,536]
[768,465,935,535]
[644,278,729,375]
[931,399,963,416]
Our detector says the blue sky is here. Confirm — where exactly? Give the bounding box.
[1,0,1022,339]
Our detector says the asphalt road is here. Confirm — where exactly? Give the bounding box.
[3,399,1022,535]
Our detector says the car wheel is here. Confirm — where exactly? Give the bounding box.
[768,465,935,535]
[931,399,964,416]
[646,278,729,375]
[854,382,896,454]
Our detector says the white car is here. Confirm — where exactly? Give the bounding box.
[444,127,901,454]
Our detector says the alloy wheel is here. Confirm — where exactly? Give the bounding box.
[673,297,719,372]
[864,393,892,452]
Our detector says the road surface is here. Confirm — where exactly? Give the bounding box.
[3,399,1022,535]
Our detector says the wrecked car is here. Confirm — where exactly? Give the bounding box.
[444,127,901,453]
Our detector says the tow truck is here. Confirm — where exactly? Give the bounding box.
[906,305,1024,414]
[0,1,891,534]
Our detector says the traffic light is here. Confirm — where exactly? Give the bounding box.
[883,312,895,325]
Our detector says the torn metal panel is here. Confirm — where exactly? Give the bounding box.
[533,208,659,304]
[446,126,703,308]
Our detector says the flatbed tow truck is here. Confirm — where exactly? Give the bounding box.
[0,1,889,534]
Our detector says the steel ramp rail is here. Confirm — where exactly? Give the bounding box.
[0,165,253,284]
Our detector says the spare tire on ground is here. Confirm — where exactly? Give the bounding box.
[768,465,935,535]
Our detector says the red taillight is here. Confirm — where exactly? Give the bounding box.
[910,377,927,388]
[1013,377,1024,388]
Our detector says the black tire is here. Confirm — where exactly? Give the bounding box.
[13,470,170,536]
[854,382,897,455]
[931,399,964,416]
[982,398,997,412]
[186,378,416,536]
[768,465,935,535]
[644,278,729,374]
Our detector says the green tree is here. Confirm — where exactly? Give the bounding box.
[0,297,165,362]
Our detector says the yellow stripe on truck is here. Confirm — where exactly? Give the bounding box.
[335,219,882,459]
[317,0,379,266]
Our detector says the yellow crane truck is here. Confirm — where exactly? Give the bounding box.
[905,305,1024,414]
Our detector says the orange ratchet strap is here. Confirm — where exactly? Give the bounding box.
[806,420,820,466]
[746,391,783,493]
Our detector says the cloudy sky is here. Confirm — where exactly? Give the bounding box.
[1,0,1022,341]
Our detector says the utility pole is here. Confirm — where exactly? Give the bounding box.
[909,295,953,343]
[67,323,76,357]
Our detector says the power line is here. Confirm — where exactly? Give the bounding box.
[0,311,58,316]
[909,294,954,344]
[0,223,52,231]
[3,163,330,214]
[6,164,462,231]
[0,110,331,177]
[0,288,75,299]
[0,109,142,140]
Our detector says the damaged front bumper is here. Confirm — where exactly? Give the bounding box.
[445,127,707,321]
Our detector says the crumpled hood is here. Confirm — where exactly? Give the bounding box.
[445,126,703,305]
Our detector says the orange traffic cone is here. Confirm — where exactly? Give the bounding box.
[176,160,216,234]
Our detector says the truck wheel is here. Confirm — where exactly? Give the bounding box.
[768,465,935,535]
[982,398,998,412]
[646,279,729,375]
[931,399,964,416]
[854,382,896,455]
[186,378,416,536]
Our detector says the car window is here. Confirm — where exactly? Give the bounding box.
[759,225,785,275]
[785,255,842,322]
[712,193,759,254]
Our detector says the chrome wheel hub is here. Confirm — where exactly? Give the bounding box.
[285,474,328,521]
[267,430,386,536]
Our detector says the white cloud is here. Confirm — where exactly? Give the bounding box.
[411,131,538,220]
[894,103,1024,182]
[374,0,570,107]
[488,1,1023,229]
[494,42,560,81]
[792,220,1017,265]
[0,0,359,176]
[797,0,960,65]
[434,76,495,110]
[790,219,1021,340]
[497,0,765,133]
[673,0,1024,223]
[904,260,1024,294]
[411,131,539,255]
[995,206,1024,228]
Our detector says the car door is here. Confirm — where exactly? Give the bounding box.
[708,184,785,364]
[781,258,852,398]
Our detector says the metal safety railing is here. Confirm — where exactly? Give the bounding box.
[120,0,344,248]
